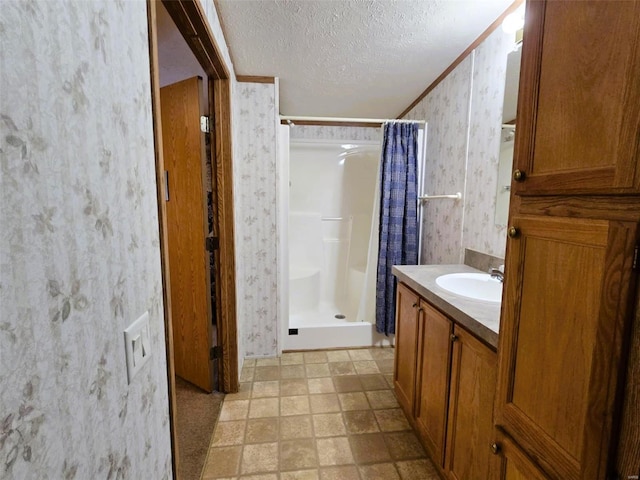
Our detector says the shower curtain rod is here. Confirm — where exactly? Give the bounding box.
[280,115,426,126]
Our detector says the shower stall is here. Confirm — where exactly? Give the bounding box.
[280,133,388,350]
[278,124,424,351]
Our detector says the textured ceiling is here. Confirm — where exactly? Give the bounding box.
[216,0,513,118]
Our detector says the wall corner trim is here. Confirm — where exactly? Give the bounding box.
[236,75,276,84]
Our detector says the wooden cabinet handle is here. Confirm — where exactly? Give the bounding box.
[450,334,458,342]
[412,302,418,308]
[507,226,519,238]
[490,442,501,455]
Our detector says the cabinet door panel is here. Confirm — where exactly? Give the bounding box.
[445,326,498,480]
[514,0,640,194]
[493,431,550,480]
[394,282,421,417]
[414,302,452,466]
[496,215,639,479]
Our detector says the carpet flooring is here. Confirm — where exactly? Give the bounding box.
[175,376,225,480]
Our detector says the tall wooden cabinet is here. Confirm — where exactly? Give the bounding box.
[494,1,640,479]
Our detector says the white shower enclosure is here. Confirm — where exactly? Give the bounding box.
[281,133,393,350]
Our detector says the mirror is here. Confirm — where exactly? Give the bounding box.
[494,43,522,227]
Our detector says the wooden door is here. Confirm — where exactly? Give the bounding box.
[496,214,638,479]
[394,282,421,418]
[513,0,640,195]
[445,325,498,480]
[160,77,213,392]
[414,301,452,467]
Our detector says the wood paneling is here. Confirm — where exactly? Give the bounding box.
[445,326,498,480]
[415,302,453,467]
[394,282,421,418]
[496,215,639,480]
[513,0,640,195]
[398,0,524,118]
[161,77,213,392]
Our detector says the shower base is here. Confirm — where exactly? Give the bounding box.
[285,302,394,351]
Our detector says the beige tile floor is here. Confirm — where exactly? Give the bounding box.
[201,348,440,480]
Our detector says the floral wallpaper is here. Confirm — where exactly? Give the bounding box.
[0,1,172,478]
[464,29,512,258]
[233,120,382,358]
[233,82,279,358]
[290,125,381,142]
[404,28,514,263]
[404,57,473,264]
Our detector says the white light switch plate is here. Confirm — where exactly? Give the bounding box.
[124,311,151,383]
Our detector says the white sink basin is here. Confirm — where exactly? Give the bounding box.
[435,273,503,303]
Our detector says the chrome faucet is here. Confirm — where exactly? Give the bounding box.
[489,267,504,283]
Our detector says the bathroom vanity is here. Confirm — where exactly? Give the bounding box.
[392,264,501,480]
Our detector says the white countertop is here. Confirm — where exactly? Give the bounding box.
[392,264,501,349]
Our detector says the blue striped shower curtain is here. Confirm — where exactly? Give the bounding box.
[375,122,419,335]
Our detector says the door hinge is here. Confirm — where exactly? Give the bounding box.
[206,236,219,252]
[633,245,639,271]
[210,346,222,360]
[200,115,210,133]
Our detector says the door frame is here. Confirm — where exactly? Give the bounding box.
[147,0,238,475]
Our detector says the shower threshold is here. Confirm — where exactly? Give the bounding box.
[286,309,393,350]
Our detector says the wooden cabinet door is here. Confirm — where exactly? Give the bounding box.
[496,215,639,480]
[445,325,499,480]
[513,0,640,195]
[492,431,551,480]
[414,302,453,467]
[394,282,421,417]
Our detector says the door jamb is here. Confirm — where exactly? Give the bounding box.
[147,0,238,476]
